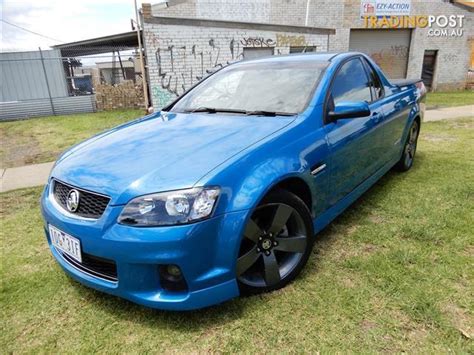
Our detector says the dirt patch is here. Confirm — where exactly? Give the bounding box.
[443,303,473,339]
[362,244,379,254]
[368,213,385,224]
[404,327,429,347]
[340,276,356,288]
[0,129,43,169]
[461,245,474,258]
[332,241,382,262]
[364,306,431,352]
[361,319,377,331]
[346,224,360,236]
[391,309,429,350]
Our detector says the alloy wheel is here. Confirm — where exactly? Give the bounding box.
[237,203,308,288]
[404,121,419,167]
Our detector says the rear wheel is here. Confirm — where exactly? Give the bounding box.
[396,120,419,172]
[236,189,314,294]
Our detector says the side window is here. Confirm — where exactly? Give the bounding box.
[330,58,372,105]
[364,59,384,101]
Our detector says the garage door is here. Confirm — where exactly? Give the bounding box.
[349,29,411,79]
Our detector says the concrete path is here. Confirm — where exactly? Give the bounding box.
[0,105,472,193]
[1,162,54,193]
[425,104,473,122]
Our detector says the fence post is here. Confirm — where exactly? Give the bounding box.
[135,0,150,111]
[38,47,56,115]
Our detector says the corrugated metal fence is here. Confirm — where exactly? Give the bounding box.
[0,49,97,121]
[0,95,96,121]
[1,49,68,102]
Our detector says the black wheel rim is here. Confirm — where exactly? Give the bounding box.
[237,203,307,288]
[404,121,419,167]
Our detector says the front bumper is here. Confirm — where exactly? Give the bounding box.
[40,183,247,310]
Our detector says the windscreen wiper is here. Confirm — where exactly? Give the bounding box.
[245,110,296,117]
[184,107,296,117]
[185,107,247,114]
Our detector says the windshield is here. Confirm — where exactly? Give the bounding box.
[169,60,328,115]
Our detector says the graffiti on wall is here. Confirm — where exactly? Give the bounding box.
[147,34,248,107]
[370,45,409,61]
[151,86,175,109]
[442,53,458,62]
[369,45,409,78]
[276,34,307,47]
[240,37,275,47]
[147,32,314,108]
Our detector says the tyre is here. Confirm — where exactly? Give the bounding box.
[236,189,314,295]
[395,120,420,172]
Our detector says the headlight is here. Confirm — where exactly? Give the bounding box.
[118,187,220,227]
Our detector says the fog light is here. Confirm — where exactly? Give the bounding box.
[167,264,182,278]
[159,264,188,292]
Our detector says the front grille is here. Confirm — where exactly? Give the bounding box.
[53,180,110,219]
[59,251,118,282]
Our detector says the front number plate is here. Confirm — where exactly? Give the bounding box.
[49,225,82,263]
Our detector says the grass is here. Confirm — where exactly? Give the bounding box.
[0,110,142,169]
[426,90,474,109]
[1,117,473,353]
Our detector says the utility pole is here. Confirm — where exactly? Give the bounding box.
[134,0,150,111]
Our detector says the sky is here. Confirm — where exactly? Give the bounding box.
[1,0,145,52]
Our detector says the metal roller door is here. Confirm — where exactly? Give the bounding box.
[349,29,411,79]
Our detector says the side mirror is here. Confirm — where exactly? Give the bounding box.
[328,101,370,121]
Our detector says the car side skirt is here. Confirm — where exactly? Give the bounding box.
[313,156,398,234]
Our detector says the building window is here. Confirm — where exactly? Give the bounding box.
[243,47,274,60]
[289,46,317,53]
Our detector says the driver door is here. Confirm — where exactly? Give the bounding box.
[324,57,385,206]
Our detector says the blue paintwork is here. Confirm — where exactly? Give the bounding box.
[52,113,295,205]
[41,52,425,310]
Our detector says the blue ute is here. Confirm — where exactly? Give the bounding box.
[41,52,425,310]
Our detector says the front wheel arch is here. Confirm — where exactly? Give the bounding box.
[230,173,315,267]
[269,177,313,217]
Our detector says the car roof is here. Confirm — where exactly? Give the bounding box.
[232,52,352,66]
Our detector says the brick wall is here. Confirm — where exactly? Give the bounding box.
[145,0,473,92]
[341,0,473,90]
[405,1,472,90]
[150,0,345,27]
